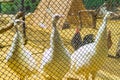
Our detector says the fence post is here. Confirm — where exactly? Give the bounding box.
[0,3,1,13]
[20,0,27,45]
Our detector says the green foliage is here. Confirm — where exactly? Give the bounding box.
[83,0,120,9]
[83,0,105,9]
[1,0,40,14]
[24,0,40,13]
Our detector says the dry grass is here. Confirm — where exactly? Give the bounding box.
[0,15,120,80]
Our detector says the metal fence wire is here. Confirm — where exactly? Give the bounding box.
[0,0,120,80]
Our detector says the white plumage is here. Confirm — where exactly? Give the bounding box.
[70,12,112,80]
[40,14,71,80]
[98,2,108,18]
[6,19,39,80]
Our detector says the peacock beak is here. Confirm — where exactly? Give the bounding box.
[108,11,119,18]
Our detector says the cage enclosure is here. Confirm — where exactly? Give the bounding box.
[0,0,120,80]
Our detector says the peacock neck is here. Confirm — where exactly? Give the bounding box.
[50,22,64,51]
[11,31,24,53]
[94,14,108,53]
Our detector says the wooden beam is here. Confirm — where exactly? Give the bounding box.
[29,0,91,29]
[0,11,23,34]
[66,0,92,27]
[30,0,73,29]
[78,10,97,29]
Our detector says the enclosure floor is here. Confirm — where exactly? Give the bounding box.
[0,18,120,79]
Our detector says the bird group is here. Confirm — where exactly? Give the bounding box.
[40,11,113,80]
[5,11,113,80]
[70,11,113,80]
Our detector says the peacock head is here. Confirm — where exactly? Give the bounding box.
[13,19,24,32]
[52,14,64,24]
[105,11,118,19]
[13,19,24,26]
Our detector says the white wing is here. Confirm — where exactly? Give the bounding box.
[40,48,53,71]
[71,43,95,70]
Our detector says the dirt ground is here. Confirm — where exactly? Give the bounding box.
[0,15,120,80]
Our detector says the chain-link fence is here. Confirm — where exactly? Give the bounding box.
[0,0,120,80]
